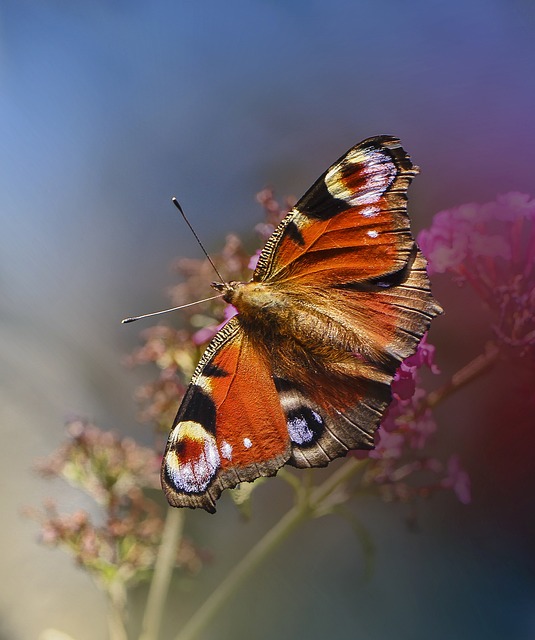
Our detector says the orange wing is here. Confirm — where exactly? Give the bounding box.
[254,135,417,286]
[161,318,291,513]
[250,135,441,469]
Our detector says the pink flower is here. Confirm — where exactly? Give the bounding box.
[369,429,404,459]
[407,409,436,449]
[418,192,535,362]
[417,193,535,278]
[403,333,440,374]
[192,305,238,346]
[248,250,262,271]
[390,364,416,401]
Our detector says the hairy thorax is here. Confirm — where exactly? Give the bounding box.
[214,280,295,331]
[212,280,361,374]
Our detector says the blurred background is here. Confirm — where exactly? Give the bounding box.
[1,1,534,638]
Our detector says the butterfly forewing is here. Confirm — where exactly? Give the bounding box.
[253,135,417,285]
[161,318,291,512]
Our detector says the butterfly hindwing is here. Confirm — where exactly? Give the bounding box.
[273,376,387,468]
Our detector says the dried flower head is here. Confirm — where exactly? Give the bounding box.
[30,420,204,588]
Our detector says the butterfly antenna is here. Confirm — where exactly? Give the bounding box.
[172,197,226,283]
[121,293,224,324]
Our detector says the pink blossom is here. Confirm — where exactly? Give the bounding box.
[248,250,261,271]
[369,429,404,460]
[403,333,440,374]
[407,409,436,449]
[192,305,238,346]
[391,364,416,401]
[418,192,535,362]
[417,194,535,275]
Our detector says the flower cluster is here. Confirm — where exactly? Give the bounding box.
[418,192,535,362]
[29,421,204,589]
[358,335,471,505]
[125,325,193,432]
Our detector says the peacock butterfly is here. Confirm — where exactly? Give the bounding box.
[161,135,442,513]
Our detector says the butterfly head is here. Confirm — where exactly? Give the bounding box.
[211,280,240,304]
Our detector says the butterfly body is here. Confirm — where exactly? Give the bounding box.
[162,136,442,512]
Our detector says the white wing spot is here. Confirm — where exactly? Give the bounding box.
[220,440,233,460]
[243,437,252,449]
[360,206,379,218]
[367,230,379,238]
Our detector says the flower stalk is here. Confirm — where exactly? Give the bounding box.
[172,461,368,640]
[423,342,499,412]
[107,581,128,640]
[139,508,185,640]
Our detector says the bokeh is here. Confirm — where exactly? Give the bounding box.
[1,1,534,639]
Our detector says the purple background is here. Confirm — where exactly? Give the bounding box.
[1,1,534,638]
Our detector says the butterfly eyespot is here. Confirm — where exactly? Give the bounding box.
[326,148,396,207]
[286,407,324,446]
[165,421,220,493]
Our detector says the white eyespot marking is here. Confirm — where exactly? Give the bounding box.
[326,149,396,206]
[243,437,252,449]
[367,230,379,238]
[220,440,233,460]
[287,415,315,445]
[165,421,220,493]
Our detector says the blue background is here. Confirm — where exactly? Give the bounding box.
[1,1,534,638]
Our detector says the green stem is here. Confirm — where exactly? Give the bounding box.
[173,501,309,640]
[333,505,375,580]
[139,508,185,640]
[107,581,128,640]
[311,456,364,506]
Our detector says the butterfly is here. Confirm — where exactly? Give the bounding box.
[161,135,442,513]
